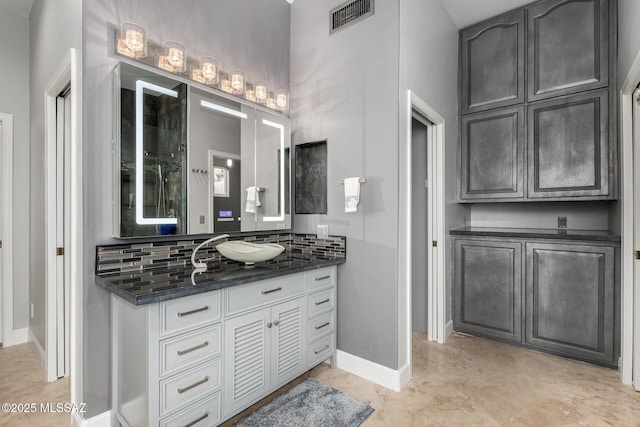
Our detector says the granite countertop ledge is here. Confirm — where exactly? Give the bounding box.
[96,253,345,306]
[449,226,621,242]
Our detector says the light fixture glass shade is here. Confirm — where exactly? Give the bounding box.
[220,79,234,94]
[265,97,277,110]
[275,89,289,111]
[200,57,219,84]
[117,23,147,59]
[191,67,206,84]
[164,41,186,72]
[229,69,245,94]
[254,81,269,103]
[245,84,257,102]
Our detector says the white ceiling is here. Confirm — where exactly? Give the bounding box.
[0,0,34,17]
[439,0,534,28]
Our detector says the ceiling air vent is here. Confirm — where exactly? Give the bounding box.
[330,0,374,34]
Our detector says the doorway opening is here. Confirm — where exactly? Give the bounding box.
[398,91,447,390]
[411,115,430,335]
[619,47,640,392]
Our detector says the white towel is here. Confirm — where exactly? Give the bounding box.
[245,186,262,213]
[344,177,361,213]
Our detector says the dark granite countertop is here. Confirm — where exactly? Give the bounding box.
[449,226,621,242]
[96,253,345,306]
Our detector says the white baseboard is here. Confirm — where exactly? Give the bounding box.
[72,410,111,427]
[445,320,454,341]
[28,328,46,370]
[336,350,409,392]
[1,327,28,347]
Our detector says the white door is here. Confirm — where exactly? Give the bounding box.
[55,89,71,377]
[633,88,640,392]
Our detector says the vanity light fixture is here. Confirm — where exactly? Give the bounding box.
[158,41,186,73]
[230,69,245,94]
[254,81,269,103]
[275,89,289,111]
[117,23,147,59]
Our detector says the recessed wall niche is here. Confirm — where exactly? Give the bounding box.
[295,140,328,214]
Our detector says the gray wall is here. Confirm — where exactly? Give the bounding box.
[291,0,401,369]
[83,0,290,416]
[411,119,428,333]
[470,202,610,230]
[399,0,464,328]
[0,8,30,332]
[29,0,81,350]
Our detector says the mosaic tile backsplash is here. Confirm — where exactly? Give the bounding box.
[96,233,346,275]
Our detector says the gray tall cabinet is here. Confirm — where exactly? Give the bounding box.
[454,0,619,367]
[459,0,616,202]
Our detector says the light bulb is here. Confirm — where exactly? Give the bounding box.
[118,23,147,59]
[201,57,219,83]
[230,70,245,94]
[164,42,186,72]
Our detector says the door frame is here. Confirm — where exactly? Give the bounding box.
[619,47,640,388]
[44,47,83,410]
[0,112,13,346]
[398,91,447,385]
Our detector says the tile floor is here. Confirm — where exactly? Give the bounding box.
[0,342,70,426]
[2,332,640,426]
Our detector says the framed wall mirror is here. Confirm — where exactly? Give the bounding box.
[113,62,291,238]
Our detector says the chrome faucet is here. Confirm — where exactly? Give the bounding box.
[191,234,230,271]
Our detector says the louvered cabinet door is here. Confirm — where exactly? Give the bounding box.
[223,307,271,417]
[270,297,306,389]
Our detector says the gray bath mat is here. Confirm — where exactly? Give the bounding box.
[235,378,374,427]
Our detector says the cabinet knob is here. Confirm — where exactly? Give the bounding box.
[266,322,272,328]
[273,320,280,326]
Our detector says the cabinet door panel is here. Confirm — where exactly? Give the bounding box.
[528,0,609,101]
[525,243,615,363]
[223,308,270,416]
[454,239,522,342]
[461,106,524,200]
[461,10,524,114]
[271,298,306,389]
[527,90,609,198]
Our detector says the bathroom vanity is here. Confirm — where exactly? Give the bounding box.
[96,234,344,427]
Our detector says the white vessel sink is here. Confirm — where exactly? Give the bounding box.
[216,241,285,265]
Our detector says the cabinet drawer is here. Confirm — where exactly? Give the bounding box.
[160,359,222,417]
[225,274,305,315]
[160,392,221,427]
[161,292,221,337]
[308,288,335,317]
[308,334,335,368]
[160,324,221,378]
[307,267,335,291]
[308,311,334,342]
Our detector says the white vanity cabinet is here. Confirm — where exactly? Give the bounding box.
[111,266,338,427]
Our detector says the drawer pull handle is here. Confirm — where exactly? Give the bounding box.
[315,275,331,281]
[181,411,209,427]
[315,322,331,330]
[314,344,330,355]
[177,376,209,394]
[315,298,331,306]
[177,306,209,317]
[177,341,209,356]
[262,287,282,295]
